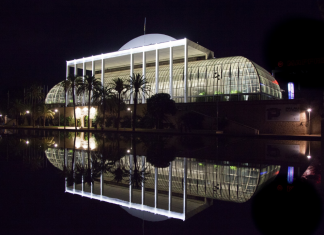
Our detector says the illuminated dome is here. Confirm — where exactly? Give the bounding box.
[119,34,176,51]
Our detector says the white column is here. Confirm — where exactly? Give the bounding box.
[100,155,104,197]
[74,62,77,106]
[82,61,86,105]
[91,59,95,107]
[183,158,187,217]
[155,49,159,94]
[142,51,146,103]
[82,150,85,193]
[129,155,133,203]
[64,148,68,191]
[184,40,188,103]
[168,161,172,211]
[130,53,134,104]
[65,63,69,107]
[90,151,93,196]
[92,59,95,76]
[101,57,105,86]
[155,167,158,208]
[142,156,145,205]
[170,47,173,99]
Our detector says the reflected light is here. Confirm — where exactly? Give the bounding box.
[75,139,81,149]
[26,141,29,144]
[54,144,58,147]
[307,155,311,159]
[127,149,130,153]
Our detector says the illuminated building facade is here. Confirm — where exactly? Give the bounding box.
[45,34,282,105]
[45,147,280,220]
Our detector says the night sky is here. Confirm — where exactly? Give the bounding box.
[1,0,323,101]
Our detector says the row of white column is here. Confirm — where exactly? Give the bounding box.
[66,42,189,106]
[127,156,187,214]
[65,150,187,216]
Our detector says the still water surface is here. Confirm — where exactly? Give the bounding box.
[0,130,323,235]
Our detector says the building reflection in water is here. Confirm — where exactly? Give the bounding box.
[45,148,280,221]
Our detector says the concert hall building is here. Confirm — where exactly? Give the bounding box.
[45,34,282,105]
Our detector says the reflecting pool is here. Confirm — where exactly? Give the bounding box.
[0,130,323,235]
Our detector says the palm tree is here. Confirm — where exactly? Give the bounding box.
[37,104,55,127]
[59,80,72,130]
[67,74,82,129]
[9,99,24,126]
[26,85,44,127]
[77,75,102,129]
[129,73,150,131]
[108,78,129,130]
[92,85,113,129]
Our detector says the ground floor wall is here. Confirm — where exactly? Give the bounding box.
[53,98,321,135]
[174,99,321,135]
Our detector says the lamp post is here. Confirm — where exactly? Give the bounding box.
[55,109,60,126]
[127,107,132,129]
[307,108,311,135]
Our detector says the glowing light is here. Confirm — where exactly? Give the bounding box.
[287,166,294,184]
[75,107,81,118]
[307,108,311,112]
[75,139,81,149]
[54,144,58,147]
[272,80,279,85]
[307,155,311,159]
[26,141,29,144]
[260,171,267,175]
[288,82,294,99]
[127,149,130,153]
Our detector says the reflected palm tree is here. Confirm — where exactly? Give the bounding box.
[125,135,149,189]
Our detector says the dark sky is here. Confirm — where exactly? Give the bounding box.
[0,0,323,94]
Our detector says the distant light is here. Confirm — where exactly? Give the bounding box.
[54,144,58,147]
[288,82,294,99]
[307,108,311,112]
[260,171,267,175]
[55,109,58,112]
[127,149,130,153]
[287,166,294,184]
[307,155,311,159]
[127,108,130,111]
[26,111,30,114]
[26,141,29,144]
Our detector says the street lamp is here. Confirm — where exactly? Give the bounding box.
[26,110,29,114]
[307,108,311,135]
[127,107,132,129]
[55,109,60,126]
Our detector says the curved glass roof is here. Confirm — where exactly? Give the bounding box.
[47,56,281,104]
[45,149,280,203]
[45,83,87,105]
[103,56,282,102]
